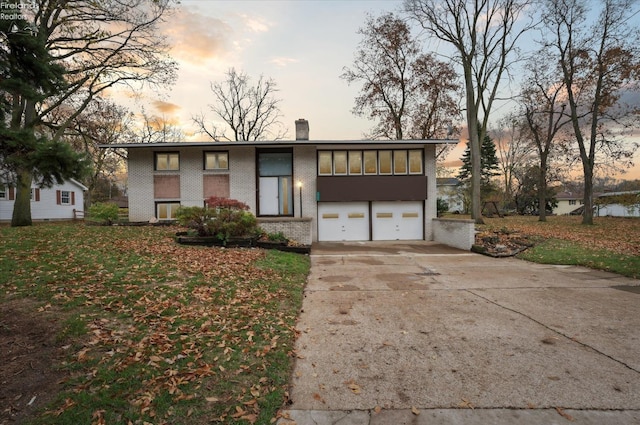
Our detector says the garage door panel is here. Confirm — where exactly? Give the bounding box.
[318,202,369,241]
[372,201,423,240]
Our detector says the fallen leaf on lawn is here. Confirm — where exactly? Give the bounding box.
[205,397,220,402]
[76,348,90,362]
[411,406,420,415]
[241,413,258,424]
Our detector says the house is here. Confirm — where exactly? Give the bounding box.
[436,177,464,213]
[102,119,459,245]
[553,191,584,215]
[595,191,640,217]
[0,178,88,221]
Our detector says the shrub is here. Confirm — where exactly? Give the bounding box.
[176,198,260,244]
[175,206,212,236]
[264,231,288,242]
[88,202,120,225]
[437,198,449,217]
[205,196,250,210]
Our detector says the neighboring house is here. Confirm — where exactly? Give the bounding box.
[554,191,584,215]
[103,119,457,244]
[436,177,464,213]
[0,178,87,221]
[595,191,640,217]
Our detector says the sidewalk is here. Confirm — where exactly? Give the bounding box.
[278,241,640,424]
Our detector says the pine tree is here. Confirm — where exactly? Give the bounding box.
[1,11,88,226]
[457,134,500,196]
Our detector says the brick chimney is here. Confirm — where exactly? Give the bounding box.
[295,119,309,141]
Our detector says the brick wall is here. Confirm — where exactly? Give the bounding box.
[229,147,257,213]
[293,146,318,241]
[128,149,155,221]
[257,217,313,245]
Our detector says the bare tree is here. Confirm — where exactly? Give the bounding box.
[1,0,178,226]
[194,68,286,141]
[136,108,185,144]
[341,12,461,141]
[62,98,132,206]
[540,0,640,224]
[492,114,535,210]
[519,53,572,221]
[405,0,535,224]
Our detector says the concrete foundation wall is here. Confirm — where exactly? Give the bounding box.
[433,218,475,251]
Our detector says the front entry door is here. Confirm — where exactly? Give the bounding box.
[259,177,279,215]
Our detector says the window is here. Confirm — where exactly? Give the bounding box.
[258,150,293,216]
[56,190,74,205]
[409,150,423,174]
[204,152,229,170]
[157,202,180,220]
[349,151,362,175]
[364,151,377,175]
[569,200,576,205]
[155,152,179,171]
[318,149,424,176]
[394,150,408,174]
[318,151,332,175]
[0,186,5,200]
[333,151,348,175]
[379,151,392,175]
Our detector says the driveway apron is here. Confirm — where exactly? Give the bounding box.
[279,241,640,424]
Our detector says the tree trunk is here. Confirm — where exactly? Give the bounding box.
[11,168,33,227]
[538,155,548,222]
[464,68,484,225]
[582,164,594,225]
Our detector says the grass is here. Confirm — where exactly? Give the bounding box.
[476,215,640,278]
[0,223,310,424]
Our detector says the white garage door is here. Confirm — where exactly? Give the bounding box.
[372,201,423,240]
[318,202,369,241]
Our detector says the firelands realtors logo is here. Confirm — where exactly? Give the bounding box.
[1,1,37,35]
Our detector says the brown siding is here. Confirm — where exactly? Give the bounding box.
[317,175,427,202]
[203,174,230,199]
[154,175,180,199]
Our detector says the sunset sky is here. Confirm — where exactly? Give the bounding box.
[116,0,640,180]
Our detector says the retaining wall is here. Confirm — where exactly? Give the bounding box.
[433,218,475,251]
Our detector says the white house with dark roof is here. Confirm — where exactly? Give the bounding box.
[0,178,87,221]
[102,120,473,247]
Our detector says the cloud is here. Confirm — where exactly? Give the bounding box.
[152,100,181,115]
[239,14,271,33]
[162,8,233,65]
[269,57,299,68]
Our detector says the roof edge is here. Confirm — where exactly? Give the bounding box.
[98,139,459,149]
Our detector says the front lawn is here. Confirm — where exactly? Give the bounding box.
[0,223,309,424]
[478,215,640,278]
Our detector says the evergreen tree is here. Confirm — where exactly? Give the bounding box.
[457,134,500,200]
[1,11,88,226]
[1,0,175,226]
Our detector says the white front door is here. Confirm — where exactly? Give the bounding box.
[318,202,370,241]
[372,201,423,240]
[259,177,279,215]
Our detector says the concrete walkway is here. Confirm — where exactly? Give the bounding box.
[278,241,640,424]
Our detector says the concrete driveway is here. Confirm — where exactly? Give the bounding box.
[278,241,640,424]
